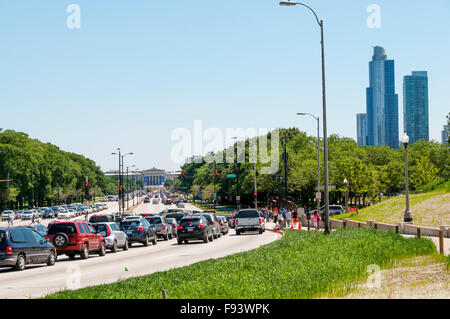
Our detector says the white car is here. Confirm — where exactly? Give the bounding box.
[57,210,71,219]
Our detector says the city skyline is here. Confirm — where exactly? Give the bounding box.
[1,1,449,171]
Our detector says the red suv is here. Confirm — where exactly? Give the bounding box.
[45,221,106,259]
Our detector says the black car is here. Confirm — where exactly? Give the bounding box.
[0,227,57,271]
[42,209,55,219]
[177,215,213,244]
[119,218,157,247]
[198,213,221,239]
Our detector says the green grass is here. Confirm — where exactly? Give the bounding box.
[193,203,232,215]
[332,190,449,228]
[43,228,437,299]
[416,178,450,192]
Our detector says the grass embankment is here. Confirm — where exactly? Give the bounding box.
[192,203,232,215]
[44,228,437,299]
[333,190,450,228]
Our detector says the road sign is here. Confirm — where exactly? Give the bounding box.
[227,174,236,178]
[316,192,321,200]
[236,196,240,201]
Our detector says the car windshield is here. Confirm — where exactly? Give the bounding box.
[200,214,212,223]
[146,217,162,224]
[237,210,259,218]
[48,223,77,234]
[89,216,108,223]
[180,218,201,224]
[0,231,6,249]
[166,213,184,221]
[121,220,141,227]
[93,224,108,233]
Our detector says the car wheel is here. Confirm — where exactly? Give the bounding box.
[47,250,56,266]
[143,236,149,247]
[111,241,118,253]
[236,230,241,235]
[122,239,129,250]
[152,236,157,245]
[128,242,132,248]
[98,242,106,256]
[163,233,169,241]
[209,232,214,241]
[177,238,183,245]
[169,233,173,240]
[183,240,188,244]
[203,233,209,243]
[259,228,263,234]
[53,232,69,249]
[213,231,218,239]
[218,232,222,238]
[80,244,89,259]
[14,254,26,271]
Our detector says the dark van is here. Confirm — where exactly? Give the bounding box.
[0,227,57,271]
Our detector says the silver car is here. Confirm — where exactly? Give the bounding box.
[144,215,172,240]
[92,222,128,253]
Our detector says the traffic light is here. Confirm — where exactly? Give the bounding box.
[254,192,257,197]
[181,172,185,180]
[85,183,89,200]
[215,172,219,177]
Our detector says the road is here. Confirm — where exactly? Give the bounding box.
[0,200,280,299]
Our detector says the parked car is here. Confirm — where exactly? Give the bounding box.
[0,227,57,271]
[21,211,35,220]
[143,215,172,240]
[166,218,178,238]
[57,210,71,219]
[176,201,185,208]
[318,205,345,220]
[152,198,160,204]
[89,214,116,223]
[45,221,106,259]
[177,215,213,244]
[198,213,221,239]
[235,209,265,235]
[92,222,128,252]
[217,216,229,235]
[1,211,15,221]
[119,218,157,247]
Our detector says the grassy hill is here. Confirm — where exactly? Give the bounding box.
[334,190,450,228]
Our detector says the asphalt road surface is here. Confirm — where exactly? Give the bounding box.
[0,201,280,299]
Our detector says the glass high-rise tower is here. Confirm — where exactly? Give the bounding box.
[366,46,399,148]
[403,71,429,144]
[356,113,368,146]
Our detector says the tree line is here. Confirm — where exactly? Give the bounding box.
[0,129,116,210]
[170,128,449,209]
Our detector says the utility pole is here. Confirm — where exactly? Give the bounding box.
[232,137,240,210]
[281,139,288,210]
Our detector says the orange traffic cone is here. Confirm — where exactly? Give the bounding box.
[274,226,278,233]
[290,224,294,230]
[298,221,302,230]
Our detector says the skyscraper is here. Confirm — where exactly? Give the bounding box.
[356,113,368,146]
[442,125,449,145]
[366,46,399,148]
[403,71,429,144]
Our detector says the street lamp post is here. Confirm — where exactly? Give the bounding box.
[402,133,412,223]
[297,112,320,217]
[343,178,349,213]
[232,137,240,210]
[281,1,330,233]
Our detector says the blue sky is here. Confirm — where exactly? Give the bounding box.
[1,0,449,171]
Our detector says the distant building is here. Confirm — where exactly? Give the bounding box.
[403,71,429,144]
[356,113,368,146]
[442,125,449,145]
[185,155,202,164]
[366,46,399,149]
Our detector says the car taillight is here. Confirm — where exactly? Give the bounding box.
[6,246,12,255]
[235,220,238,225]
[177,225,183,230]
[259,218,262,224]
[211,221,215,225]
[162,225,165,230]
[137,227,145,231]
[198,224,206,229]
[219,222,223,226]
[106,226,111,237]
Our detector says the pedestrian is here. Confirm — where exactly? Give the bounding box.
[305,207,311,229]
[9,213,15,227]
[286,210,292,228]
[32,213,35,224]
[292,209,298,224]
[313,211,319,231]
[273,211,278,224]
